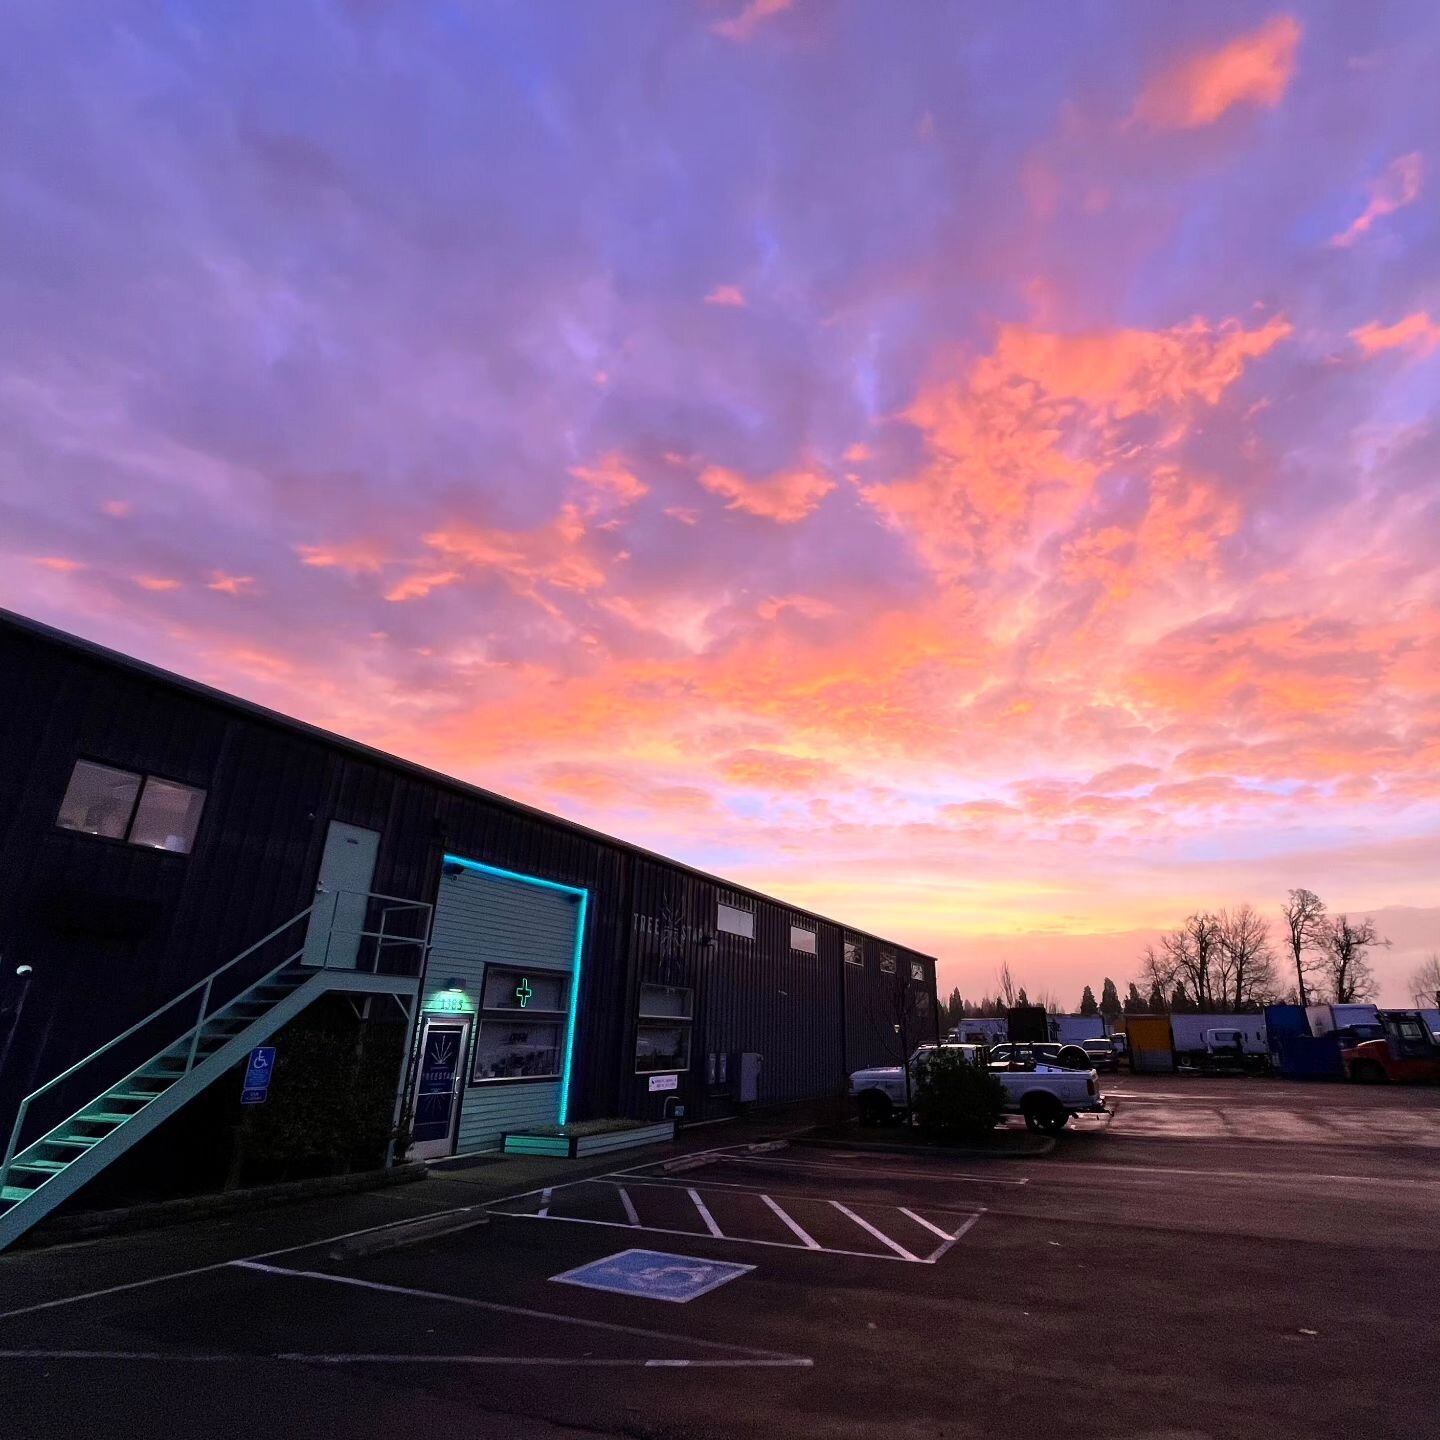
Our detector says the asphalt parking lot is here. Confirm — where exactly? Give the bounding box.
[2,1074,1437,1440]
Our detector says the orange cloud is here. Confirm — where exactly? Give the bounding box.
[384,569,461,603]
[712,0,792,43]
[421,507,607,593]
[295,540,387,573]
[101,499,132,518]
[1351,311,1440,358]
[1134,15,1307,129]
[569,453,648,505]
[134,575,181,591]
[208,573,256,595]
[718,748,839,791]
[30,555,87,573]
[704,284,747,308]
[699,464,835,523]
[1330,153,1423,248]
[867,316,1287,578]
[1133,14,1301,129]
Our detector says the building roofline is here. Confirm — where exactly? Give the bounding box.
[0,607,936,963]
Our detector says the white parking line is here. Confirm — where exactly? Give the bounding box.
[760,1195,820,1250]
[605,1174,990,1216]
[537,1188,553,1218]
[687,1188,725,1239]
[829,1202,922,1262]
[617,1187,641,1226]
[494,1211,918,1263]
[231,1260,804,1361]
[898,1207,955,1242]
[0,1349,812,1370]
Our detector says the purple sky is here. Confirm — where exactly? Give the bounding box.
[3,2,1437,1005]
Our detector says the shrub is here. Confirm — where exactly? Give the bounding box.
[911,1047,1006,1140]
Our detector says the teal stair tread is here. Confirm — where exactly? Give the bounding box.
[2,1187,33,1203]
[12,1160,67,1173]
[108,1091,169,1101]
[75,1112,135,1124]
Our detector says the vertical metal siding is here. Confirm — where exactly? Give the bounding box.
[0,616,937,1142]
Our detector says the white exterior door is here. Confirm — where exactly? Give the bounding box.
[302,821,380,969]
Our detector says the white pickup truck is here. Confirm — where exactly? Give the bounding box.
[849,1044,1107,1134]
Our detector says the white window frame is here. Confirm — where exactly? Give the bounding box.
[843,936,863,967]
[790,923,817,955]
[879,950,897,975]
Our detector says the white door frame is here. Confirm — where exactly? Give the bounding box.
[408,1014,471,1160]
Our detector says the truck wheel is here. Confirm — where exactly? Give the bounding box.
[1022,1094,1068,1134]
[1349,1060,1387,1085]
[858,1092,894,1126]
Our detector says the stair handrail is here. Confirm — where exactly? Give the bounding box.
[1,903,315,1189]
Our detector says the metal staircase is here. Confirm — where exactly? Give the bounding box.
[0,890,429,1253]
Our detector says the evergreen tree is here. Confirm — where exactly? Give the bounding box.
[1147,979,1166,1011]
[1078,985,1099,1016]
[1099,978,1123,1017]
[1123,982,1145,1014]
[1015,987,1029,1007]
[1170,982,1193,1012]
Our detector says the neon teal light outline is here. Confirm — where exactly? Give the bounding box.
[442,854,588,1126]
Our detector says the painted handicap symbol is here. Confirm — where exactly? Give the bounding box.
[551,1248,754,1304]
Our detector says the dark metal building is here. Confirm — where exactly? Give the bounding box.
[0,609,936,1210]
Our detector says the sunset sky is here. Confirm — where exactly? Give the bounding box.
[3,2,1437,1004]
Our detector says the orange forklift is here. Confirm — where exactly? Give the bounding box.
[1342,1010,1440,1084]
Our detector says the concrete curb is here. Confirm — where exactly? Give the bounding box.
[21,1163,429,1248]
[791,1133,1056,1160]
[327,1207,490,1260]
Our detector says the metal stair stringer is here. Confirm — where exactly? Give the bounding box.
[0,966,415,1252]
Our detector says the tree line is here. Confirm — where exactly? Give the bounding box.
[940,890,1410,1024]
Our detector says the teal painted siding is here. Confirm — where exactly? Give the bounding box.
[428,862,583,1153]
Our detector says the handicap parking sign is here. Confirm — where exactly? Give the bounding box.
[550,1248,753,1304]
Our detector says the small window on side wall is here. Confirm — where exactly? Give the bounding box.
[844,936,863,966]
[879,950,897,975]
[790,924,817,955]
[717,902,754,940]
[56,760,205,854]
[910,961,925,983]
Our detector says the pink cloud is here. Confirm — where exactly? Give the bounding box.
[704,284,747,308]
[208,573,257,595]
[30,555,87,573]
[133,575,181,592]
[698,464,835,523]
[1330,153,1423,248]
[569,453,648,506]
[712,0,793,44]
[1351,311,1440,357]
[1133,14,1301,129]
[101,500,132,519]
[295,540,388,574]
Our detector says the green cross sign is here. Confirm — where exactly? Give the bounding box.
[514,977,533,1008]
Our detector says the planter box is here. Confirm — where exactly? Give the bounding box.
[502,1120,676,1158]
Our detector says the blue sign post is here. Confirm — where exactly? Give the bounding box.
[240,1046,276,1106]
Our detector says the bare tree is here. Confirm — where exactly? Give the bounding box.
[1408,953,1440,1009]
[996,960,1017,1008]
[1280,889,1326,1008]
[1215,904,1279,1010]
[1322,915,1388,1004]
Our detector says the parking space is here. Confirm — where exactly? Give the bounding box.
[491,1158,987,1264]
[3,1083,1439,1439]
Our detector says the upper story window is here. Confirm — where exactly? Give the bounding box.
[790,923,817,955]
[56,760,206,854]
[844,936,863,967]
[717,901,755,940]
[910,961,926,983]
[879,949,897,975]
